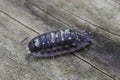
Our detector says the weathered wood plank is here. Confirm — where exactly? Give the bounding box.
[0,0,67,32]
[28,0,120,35]
[27,0,120,41]
[0,6,112,80]
[0,0,119,80]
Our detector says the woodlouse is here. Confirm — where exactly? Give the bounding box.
[26,29,92,58]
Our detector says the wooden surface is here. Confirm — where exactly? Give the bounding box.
[0,0,120,80]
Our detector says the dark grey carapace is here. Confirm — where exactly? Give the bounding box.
[26,29,92,58]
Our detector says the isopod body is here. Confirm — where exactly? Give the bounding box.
[27,29,92,57]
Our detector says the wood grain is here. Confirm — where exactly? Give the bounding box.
[0,0,120,80]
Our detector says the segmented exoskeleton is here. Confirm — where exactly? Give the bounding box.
[26,29,92,58]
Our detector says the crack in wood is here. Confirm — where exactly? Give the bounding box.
[6,56,39,74]
[74,53,116,80]
[0,9,39,34]
[25,0,72,28]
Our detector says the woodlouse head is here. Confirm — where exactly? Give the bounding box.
[82,31,93,42]
[76,30,93,43]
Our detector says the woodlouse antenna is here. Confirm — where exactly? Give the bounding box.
[20,37,28,45]
[19,37,29,49]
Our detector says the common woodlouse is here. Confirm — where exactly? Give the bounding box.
[26,29,92,58]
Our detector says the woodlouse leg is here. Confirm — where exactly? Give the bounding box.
[20,37,28,44]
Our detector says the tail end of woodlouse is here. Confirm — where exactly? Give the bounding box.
[19,37,35,61]
[25,47,39,61]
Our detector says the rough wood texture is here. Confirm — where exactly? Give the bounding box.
[0,0,120,80]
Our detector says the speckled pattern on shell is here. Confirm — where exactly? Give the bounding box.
[27,29,92,57]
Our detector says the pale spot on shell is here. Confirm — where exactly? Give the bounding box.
[51,32,55,43]
[42,42,45,45]
[60,30,64,41]
[34,38,39,47]
[55,34,58,38]
[68,37,72,40]
[78,39,81,41]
